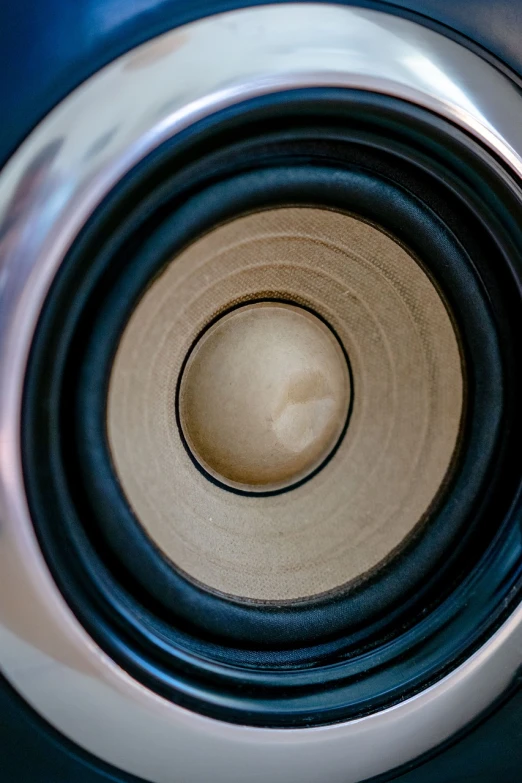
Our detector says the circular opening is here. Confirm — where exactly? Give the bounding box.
[21,90,521,727]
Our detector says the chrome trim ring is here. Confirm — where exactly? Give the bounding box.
[1,4,522,781]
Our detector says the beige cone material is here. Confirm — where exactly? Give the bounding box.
[107,208,464,602]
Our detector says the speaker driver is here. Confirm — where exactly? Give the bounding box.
[107,208,463,602]
[21,91,508,721]
[5,5,522,779]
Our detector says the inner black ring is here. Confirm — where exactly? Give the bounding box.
[22,90,522,727]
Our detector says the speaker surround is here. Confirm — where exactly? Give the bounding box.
[3,4,522,782]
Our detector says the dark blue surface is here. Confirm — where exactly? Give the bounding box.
[2,0,522,780]
[2,0,522,171]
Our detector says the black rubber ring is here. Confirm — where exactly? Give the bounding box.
[74,163,500,645]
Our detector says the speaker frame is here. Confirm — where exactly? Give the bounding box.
[2,4,522,782]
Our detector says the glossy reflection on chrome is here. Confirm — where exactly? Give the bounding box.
[2,5,522,783]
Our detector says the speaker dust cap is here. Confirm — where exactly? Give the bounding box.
[177,302,352,493]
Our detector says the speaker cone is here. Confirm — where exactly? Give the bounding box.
[107,207,463,603]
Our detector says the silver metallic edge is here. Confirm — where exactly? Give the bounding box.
[1,5,522,782]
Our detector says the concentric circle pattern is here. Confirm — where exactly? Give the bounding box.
[108,208,463,601]
[3,4,522,781]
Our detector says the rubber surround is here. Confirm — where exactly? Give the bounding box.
[22,90,522,727]
[76,163,490,638]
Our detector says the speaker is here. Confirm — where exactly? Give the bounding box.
[2,2,522,782]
